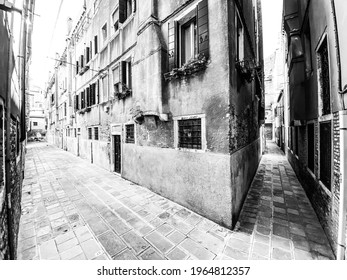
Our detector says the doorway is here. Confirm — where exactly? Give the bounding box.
[113,135,121,174]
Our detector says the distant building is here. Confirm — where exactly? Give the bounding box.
[283,0,347,258]
[45,0,265,229]
[28,86,46,137]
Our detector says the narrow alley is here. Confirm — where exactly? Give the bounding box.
[17,141,334,260]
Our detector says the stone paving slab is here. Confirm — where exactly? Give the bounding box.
[17,142,335,260]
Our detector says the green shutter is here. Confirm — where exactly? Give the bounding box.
[197,0,209,59]
[168,21,178,71]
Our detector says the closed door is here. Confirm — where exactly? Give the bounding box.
[114,135,121,173]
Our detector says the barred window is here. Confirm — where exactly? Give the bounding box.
[88,128,92,140]
[94,127,99,140]
[125,124,135,143]
[178,118,202,149]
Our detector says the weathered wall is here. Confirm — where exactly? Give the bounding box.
[122,144,233,227]
[231,139,261,225]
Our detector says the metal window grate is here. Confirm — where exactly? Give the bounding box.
[125,124,135,143]
[178,118,202,149]
[88,128,92,140]
[320,121,332,190]
[94,127,99,140]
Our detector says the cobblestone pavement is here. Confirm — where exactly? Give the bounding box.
[17,141,335,260]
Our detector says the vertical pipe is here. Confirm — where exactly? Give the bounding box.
[337,110,347,259]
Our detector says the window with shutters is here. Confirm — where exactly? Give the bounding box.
[75,94,79,111]
[167,0,209,76]
[76,61,79,75]
[114,61,132,100]
[119,0,135,23]
[81,90,86,109]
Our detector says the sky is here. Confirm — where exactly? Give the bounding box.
[30,0,84,89]
[261,0,284,58]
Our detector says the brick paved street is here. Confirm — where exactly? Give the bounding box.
[17,141,335,260]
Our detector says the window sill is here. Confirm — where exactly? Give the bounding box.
[175,147,206,153]
[164,55,209,81]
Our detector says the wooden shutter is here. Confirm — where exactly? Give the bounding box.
[94,36,98,54]
[197,0,209,59]
[97,80,100,103]
[86,87,90,107]
[80,55,84,68]
[86,47,90,63]
[119,0,126,23]
[132,0,136,13]
[168,21,178,71]
[90,41,93,59]
[76,61,79,75]
[128,62,132,88]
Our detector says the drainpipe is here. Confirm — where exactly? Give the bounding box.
[338,111,347,259]
[330,0,347,260]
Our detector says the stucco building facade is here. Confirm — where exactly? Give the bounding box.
[0,0,34,259]
[283,0,347,258]
[45,0,264,229]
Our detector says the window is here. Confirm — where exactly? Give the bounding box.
[64,102,67,116]
[236,10,244,62]
[94,35,98,54]
[112,66,120,95]
[81,90,86,109]
[121,61,132,89]
[74,128,77,137]
[86,42,92,63]
[317,37,330,115]
[76,61,79,75]
[112,8,119,32]
[178,118,202,149]
[102,23,108,42]
[102,76,108,102]
[119,0,135,23]
[181,19,197,65]
[94,127,99,140]
[33,122,38,126]
[125,124,135,143]
[89,83,97,106]
[88,128,93,140]
[320,121,332,190]
[79,54,84,69]
[307,123,314,172]
[75,94,79,111]
[303,20,312,78]
[168,0,209,70]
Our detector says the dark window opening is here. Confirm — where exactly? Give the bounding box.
[33,122,38,126]
[94,127,99,140]
[94,35,98,54]
[320,121,332,190]
[88,128,93,140]
[318,38,330,115]
[178,118,202,149]
[307,123,315,172]
[125,124,135,143]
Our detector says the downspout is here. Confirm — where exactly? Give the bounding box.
[330,0,347,260]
